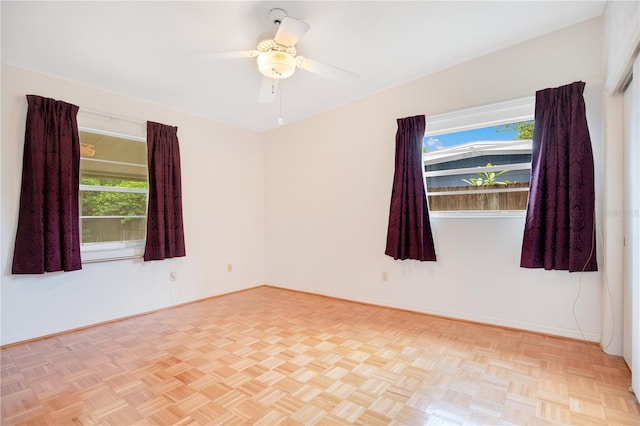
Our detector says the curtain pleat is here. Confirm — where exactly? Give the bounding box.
[12,95,82,274]
[144,121,186,261]
[385,115,437,261]
[521,81,597,272]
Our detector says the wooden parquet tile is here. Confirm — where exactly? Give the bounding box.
[1,286,639,425]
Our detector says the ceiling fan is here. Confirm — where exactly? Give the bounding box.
[201,8,358,103]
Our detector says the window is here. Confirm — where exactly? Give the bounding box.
[79,128,148,261]
[424,97,534,215]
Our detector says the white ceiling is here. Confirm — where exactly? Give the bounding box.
[1,1,606,133]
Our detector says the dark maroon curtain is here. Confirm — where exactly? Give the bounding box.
[144,121,186,261]
[12,95,82,274]
[385,115,436,261]
[521,81,597,272]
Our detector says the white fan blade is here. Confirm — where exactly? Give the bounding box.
[183,50,258,60]
[274,17,310,47]
[259,77,279,103]
[296,56,359,81]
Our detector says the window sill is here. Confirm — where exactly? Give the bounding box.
[430,210,526,219]
[81,242,144,263]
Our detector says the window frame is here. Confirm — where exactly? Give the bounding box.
[424,96,535,218]
[78,126,149,263]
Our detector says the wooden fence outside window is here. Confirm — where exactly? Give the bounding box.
[427,182,529,211]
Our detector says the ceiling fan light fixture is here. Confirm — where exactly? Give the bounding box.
[257,50,296,79]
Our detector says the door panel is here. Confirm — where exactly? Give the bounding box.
[623,76,633,368]
[622,56,639,402]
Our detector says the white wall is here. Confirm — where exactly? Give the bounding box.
[0,64,265,345]
[264,17,607,343]
[602,92,625,356]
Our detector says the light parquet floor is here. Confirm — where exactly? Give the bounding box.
[1,286,639,425]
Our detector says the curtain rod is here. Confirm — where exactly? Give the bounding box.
[78,107,146,126]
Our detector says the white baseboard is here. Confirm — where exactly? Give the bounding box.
[267,283,601,343]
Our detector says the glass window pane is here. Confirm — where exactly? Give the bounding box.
[80,191,147,217]
[80,176,148,189]
[423,120,533,212]
[80,131,146,165]
[80,165,148,185]
[79,128,149,258]
[80,130,148,185]
[81,217,146,244]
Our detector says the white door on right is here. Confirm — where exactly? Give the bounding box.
[622,55,639,402]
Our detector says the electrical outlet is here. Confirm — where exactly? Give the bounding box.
[382,271,388,282]
[227,263,233,272]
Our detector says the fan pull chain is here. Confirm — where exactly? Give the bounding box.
[271,69,277,94]
[278,89,284,126]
